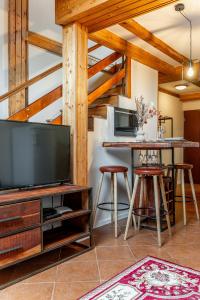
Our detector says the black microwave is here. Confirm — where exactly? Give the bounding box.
[114,107,138,137]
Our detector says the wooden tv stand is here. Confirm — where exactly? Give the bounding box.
[0,184,93,289]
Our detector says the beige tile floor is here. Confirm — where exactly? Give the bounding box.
[1,184,200,300]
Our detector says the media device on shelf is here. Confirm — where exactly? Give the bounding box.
[0,120,71,190]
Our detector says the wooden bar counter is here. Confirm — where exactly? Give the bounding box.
[102,139,199,230]
[103,140,199,149]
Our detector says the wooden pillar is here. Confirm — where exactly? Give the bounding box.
[8,0,28,115]
[62,23,88,186]
[125,56,132,98]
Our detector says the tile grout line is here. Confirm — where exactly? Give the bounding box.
[51,263,59,300]
[94,247,102,283]
[51,281,56,300]
[125,231,139,262]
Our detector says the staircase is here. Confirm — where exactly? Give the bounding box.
[0,34,127,130]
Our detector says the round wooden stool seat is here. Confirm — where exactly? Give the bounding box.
[95,165,136,238]
[100,165,128,173]
[175,163,193,170]
[167,163,199,226]
[124,166,172,247]
[135,167,164,176]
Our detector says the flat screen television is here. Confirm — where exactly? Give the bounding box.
[0,120,71,190]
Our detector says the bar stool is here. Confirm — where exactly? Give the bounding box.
[170,163,199,225]
[124,167,172,247]
[94,165,136,238]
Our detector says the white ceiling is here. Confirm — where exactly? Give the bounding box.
[109,0,200,67]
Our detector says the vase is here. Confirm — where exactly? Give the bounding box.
[136,128,145,142]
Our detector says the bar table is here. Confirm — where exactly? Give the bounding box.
[103,140,199,229]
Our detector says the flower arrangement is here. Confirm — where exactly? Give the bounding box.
[135,96,158,129]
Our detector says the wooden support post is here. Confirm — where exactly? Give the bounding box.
[125,56,132,98]
[62,23,88,186]
[8,0,28,116]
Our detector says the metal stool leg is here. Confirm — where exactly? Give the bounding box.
[153,175,162,247]
[188,169,200,221]
[124,175,140,240]
[114,173,118,238]
[159,175,172,237]
[138,177,144,230]
[124,172,137,230]
[181,169,187,225]
[93,173,104,227]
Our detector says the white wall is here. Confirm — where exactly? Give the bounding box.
[91,61,158,227]
[158,92,184,165]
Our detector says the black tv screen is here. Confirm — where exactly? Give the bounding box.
[0,120,70,190]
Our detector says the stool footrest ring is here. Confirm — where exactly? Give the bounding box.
[132,207,168,219]
[97,202,129,212]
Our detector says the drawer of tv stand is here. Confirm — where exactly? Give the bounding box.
[0,228,41,269]
[0,200,41,236]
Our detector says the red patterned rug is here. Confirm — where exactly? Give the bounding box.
[79,256,200,299]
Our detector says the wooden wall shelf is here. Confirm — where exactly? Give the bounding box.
[0,184,93,289]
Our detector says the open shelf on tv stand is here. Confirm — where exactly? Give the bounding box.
[0,184,93,289]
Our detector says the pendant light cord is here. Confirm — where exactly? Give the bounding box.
[179,11,193,64]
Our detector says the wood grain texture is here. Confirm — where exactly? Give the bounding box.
[0,185,90,206]
[88,43,101,53]
[0,228,41,268]
[88,52,121,78]
[0,200,40,236]
[89,29,177,76]
[180,92,200,102]
[88,105,108,119]
[103,140,200,150]
[89,95,119,108]
[62,23,88,186]
[8,0,28,116]
[8,86,62,121]
[50,114,62,125]
[56,0,125,25]
[87,0,179,33]
[27,31,62,56]
[125,56,131,98]
[88,68,125,105]
[0,63,62,102]
[120,19,188,64]
[55,0,178,32]
[24,30,179,79]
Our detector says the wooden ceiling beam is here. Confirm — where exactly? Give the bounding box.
[55,0,122,25]
[82,0,158,28]
[87,0,179,33]
[27,31,62,56]
[159,62,200,84]
[88,43,101,53]
[180,93,200,102]
[27,30,178,78]
[120,19,188,64]
[89,29,177,77]
[159,87,180,98]
[56,0,178,32]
